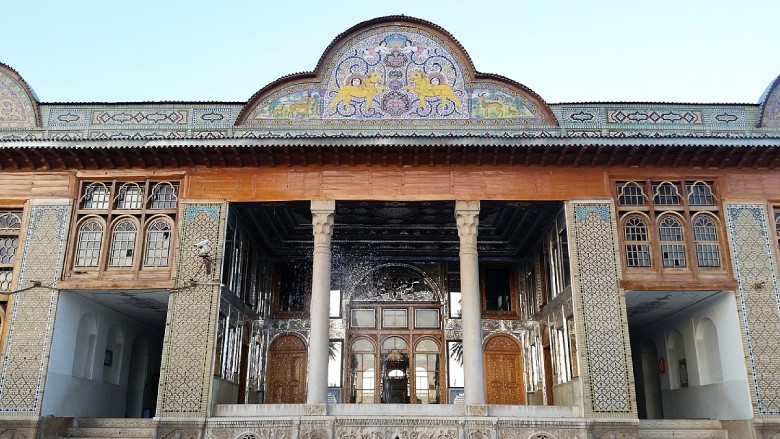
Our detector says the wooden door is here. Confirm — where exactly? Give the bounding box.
[484,335,525,405]
[266,335,307,403]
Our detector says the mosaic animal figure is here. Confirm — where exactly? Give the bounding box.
[406,71,461,108]
[289,92,314,117]
[478,93,505,118]
[330,72,386,109]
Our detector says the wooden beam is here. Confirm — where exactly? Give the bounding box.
[540,145,552,166]
[591,144,606,166]
[429,145,436,166]
[753,147,773,169]
[737,147,755,169]
[299,146,307,167]
[508,146,517,166]
[556,145,571,167]
[639,145,656,167]
[382,145,388,167]
[672,146,689,168]
[622,145,639,167]
[572,145,588,167]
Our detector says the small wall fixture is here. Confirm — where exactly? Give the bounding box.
[193,239,213,275]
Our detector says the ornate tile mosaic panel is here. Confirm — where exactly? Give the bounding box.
[568,201,634,417]
[725,204,780,415]
[157,201,226,417]
[0,71,36,129]
[0,199,71,414]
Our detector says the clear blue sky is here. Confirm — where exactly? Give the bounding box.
[3,0,778,104]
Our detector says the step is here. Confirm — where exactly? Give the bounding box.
[639,419,728,439]
[73,419,155,429]
[66,427,155,438]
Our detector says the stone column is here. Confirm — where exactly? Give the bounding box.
[455,200,486,406]
[307,200,335,405]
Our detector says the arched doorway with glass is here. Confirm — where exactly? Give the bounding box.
[345,264,445,404]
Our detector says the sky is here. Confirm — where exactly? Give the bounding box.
[3,0,779,105]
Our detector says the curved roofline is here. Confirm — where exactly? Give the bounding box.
[757,73,780,127]
[0,62,41,127]
[236,15,557,125]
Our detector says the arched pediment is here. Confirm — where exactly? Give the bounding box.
[0,63,39,129]
[237,16,556,126]
[758,73,780,128]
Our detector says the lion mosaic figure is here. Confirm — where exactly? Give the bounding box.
[330,71,386,110]
[406,71,461,108]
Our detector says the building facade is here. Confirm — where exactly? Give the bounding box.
[1,15,780,439]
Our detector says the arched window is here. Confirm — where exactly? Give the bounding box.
[144,217,172,267]
[109,219,137,267]
[687,181,715,206]
[622,214,651,267]
[115,182,144,209]
[81,182,110,209]
[658,214,686,268]
[75,219,104,267]
[148,182,178,209]
[350,338,376,403]
[652,181,681,206]
[693,213,720,267]
[414,339,440,404]
[616,181,647,206]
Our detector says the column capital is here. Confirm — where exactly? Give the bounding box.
[455,200,480,246]
[311,200,335,242]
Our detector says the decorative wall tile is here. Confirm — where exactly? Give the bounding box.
[91,109,189,125]
[0,71,36,129]
[157,201,227,417]
[88,130,187,140]
[47,109,89,128]
[725,204,780,415]
[567,201,635,417]
[0,199,71,413]
[607,109,703,125]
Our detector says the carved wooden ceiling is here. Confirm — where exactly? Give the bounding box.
[237,200,562,259]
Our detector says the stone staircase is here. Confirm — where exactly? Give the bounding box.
[62,418,156,439]
[639,419,730,439]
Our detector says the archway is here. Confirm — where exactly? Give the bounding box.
[265,335,307,403]
[484,334,525,404]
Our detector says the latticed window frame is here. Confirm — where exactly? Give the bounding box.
[0,210,23,294]
[614,179,723,272]
[621,213,652,267]
[657,213,687,268]
[68,179,179,277]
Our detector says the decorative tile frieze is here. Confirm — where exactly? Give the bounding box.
[0,199,71,414]
[606,109,703,125]
[88,130,188,140]
[92,109,189,125]
[704,108,749,128]
[157,200,227,417]
[568,201,635,417]
[46,108,89,128]
[556,108,605,126]
[725,203,780,415]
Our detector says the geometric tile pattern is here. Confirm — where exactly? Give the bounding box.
[0,199,71,414]
[725,204,780,415]
[568,201,635,417]
[606,109,703,125]
[157,201,226,417]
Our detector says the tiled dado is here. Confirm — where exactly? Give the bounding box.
[567,201,635,418]
[725,204,780,415]
[0,199,71,414]
[157,202,227,417]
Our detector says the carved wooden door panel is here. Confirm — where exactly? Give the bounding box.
[484,335,525,405]
[266,335,307,403]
